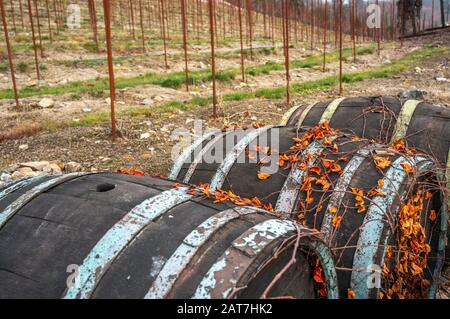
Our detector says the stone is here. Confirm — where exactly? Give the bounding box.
[65,161,82,173]
[38,98,55,108]
[105,97,111,105]
[82,107,92,113]
[20,161,50,171]
[142,98,155,106]
[140,132,151,139]
[436,77,449,82]
[18,144,29,151]
[50,160,65,171]
[381,59,392,65]
[12,167,38,179]
[43,163,63,174]
[399,89,428,99]
[0,173,12,183]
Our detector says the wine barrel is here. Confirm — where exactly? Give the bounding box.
[0,173,338,299]
[170,126,448,298]
[279,96,450,167]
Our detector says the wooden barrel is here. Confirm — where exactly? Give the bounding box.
[170,126,448,298]
[279,96,450,167]
[0,173,338,299]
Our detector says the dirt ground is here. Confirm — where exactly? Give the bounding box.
[1,32,449,176]
[1,25,449,177]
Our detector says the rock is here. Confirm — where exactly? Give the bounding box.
[20,161,50,171]
[199,61,206,69]
[43,163,62,174]
[414,67,422,73]
[0,173,12,183]
[58,79,68,85]
[82,107,92,113]
[50,160,65,171]
[18,144,29,151]
[38,98,55,108]
[105,97,111,105]
[140,132,151,139]
[11,167,38,179]
[65,161,82,173]
[142,98,155,106]
[399,89,428,99]
[436,77,449,82]
[381,59,392,64]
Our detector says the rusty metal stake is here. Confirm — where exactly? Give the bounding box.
[8,0,16,32]
[139,0,145,52]
[282,0,290,105]
[323,0,327,72]
[34,0,44,58]
[338,0,343,95]
[1,0,20,110]
[27,0,40,81]
[237,0,245,82]
[208,0,217,118]
[102,0,117,142]
[160,0,168,69]
[19,0,25,30]
[44,0,52,43]
[180,0,189,91]
[246,0,253,60]
[129,0,136,40]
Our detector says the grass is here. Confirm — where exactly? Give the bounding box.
[0,45,375,100]
[0,44,444,137]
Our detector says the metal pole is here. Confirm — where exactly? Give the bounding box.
[208,0,217,118]
[180,0,189,91]
[323,0,327,72]
[160,0,168,69]
[34,0,44,58]
[27,0,40,81]
[103,0,117,142]
[139,0,145,52]
[44,0,52,43]
[338,0,343,95]
[238,0,245,82]
[0,0,20,110]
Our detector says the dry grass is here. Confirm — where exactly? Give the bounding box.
[0,123,43,142]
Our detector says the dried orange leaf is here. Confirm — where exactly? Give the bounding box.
[373,156,391,170]
[257,173,271,180]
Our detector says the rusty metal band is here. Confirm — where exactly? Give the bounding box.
[279,104,302,126]
[0,175,46,201]
[183,131,230,184]
[321,145,383,243]
[0,173,87,229]
[210,126,273,191]
[350,156,431,298]
[193,219,338,299]
[275,135,340,214]
[168,131,218,180]
[390,99,421,143]
[63,187,193,299]
[319,97,346,124]
[145,206,262,299]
